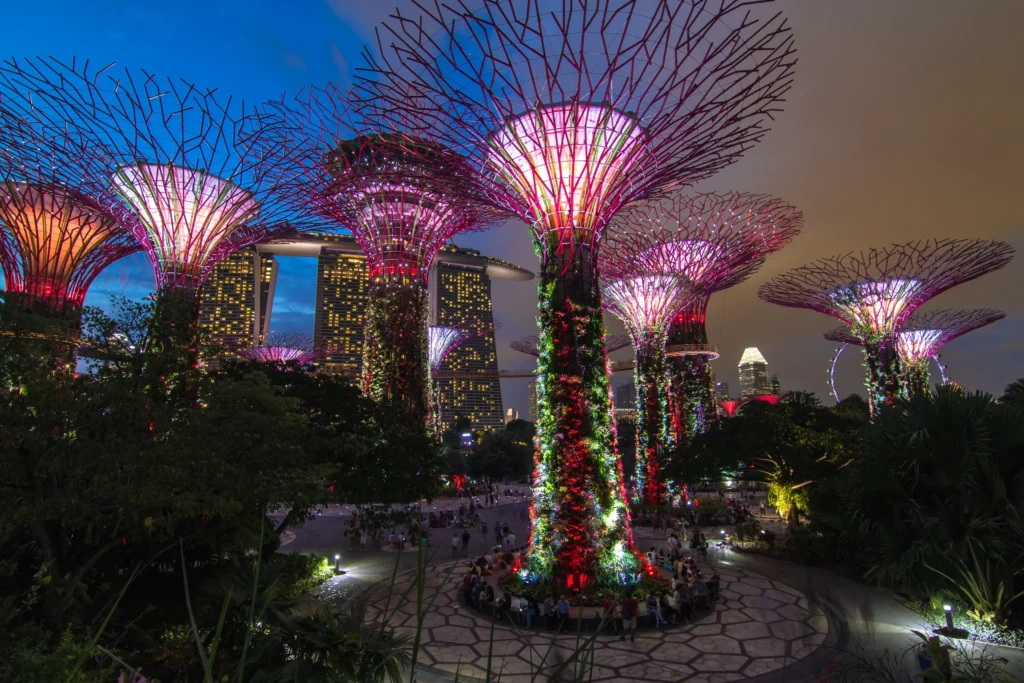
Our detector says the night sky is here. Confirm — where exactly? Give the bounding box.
[5,1,1022,416]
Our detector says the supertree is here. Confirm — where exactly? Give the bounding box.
[720,399,743,417]
[253,85,505,426]
[0,81,139,329]
[751,394,783,406]
[0,58,321,393]
[359,0,796,589]
[619,192,802,444]
[510,333,630,358]
[238,332,324,366]
[825,308,1004,399]
[760,240,1014,418]
[600,267,693,506]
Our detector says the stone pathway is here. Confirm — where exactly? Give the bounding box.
[320,558,830,683]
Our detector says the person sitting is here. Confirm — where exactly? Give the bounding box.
[646,593,666,628]
[675,584,694,622]
[472,579,487,607]
[480,585,496,611]
[645,546,658,565]
[708,574,721,601]
[659,593,678,624]
[692,578,711,609]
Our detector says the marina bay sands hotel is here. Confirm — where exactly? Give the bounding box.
[198,233,533,431]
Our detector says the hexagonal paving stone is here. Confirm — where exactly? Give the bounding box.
[740,607,784,623]
[729,582,764,596]
[790,632,826,659]
[723,621,770,640]
[810,614,829,633]
[741,637,787,657]
[718,610,751,625]
[650,640,699,662]
[770,620,815,640]
[763,588,799,604]
[691,623,724,636]
[688,634,743,655]
[771,581,805,597]
[741,577,775,590]
[776,604,811,620]
[742,656,790,677]
[740,595,784,610]
[432,643,482,664]
[690,653,750,673]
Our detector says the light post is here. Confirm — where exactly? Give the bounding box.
[334,553,344,575]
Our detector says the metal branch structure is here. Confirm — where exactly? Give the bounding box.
[510,333,630,358]
[253,85,505,426]
[359,0,796,590]
[614,191,802,444]
[1,57,324,394]
[824,308,1004,398]
[601,270,691,507]
[237,332,324,366]
[760,239,1014,418]
[0,81,139,324]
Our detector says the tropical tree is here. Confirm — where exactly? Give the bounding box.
[830,386,1024,623]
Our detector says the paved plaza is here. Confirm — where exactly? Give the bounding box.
[316,554,830,683]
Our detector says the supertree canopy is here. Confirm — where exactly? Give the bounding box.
[760,239,1014,418]
[0,84,138,321]
[238,332,324,366]
[359,0,796,589]
[825,308,1005,398]
[511,333,630,358]
[617,192,802,443]
[600,269,692,506]
[254,85,504,426]
[720,399,743,417]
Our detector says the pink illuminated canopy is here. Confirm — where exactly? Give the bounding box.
[602,274,690,342]
[111,164,264,290]
[488,103,648,250]
[428,325,470,372]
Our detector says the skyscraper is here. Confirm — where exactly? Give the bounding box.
[770,374,781,396]
[614,382,637,410]
[738,347,772,399]
[714,380,730,403]
[199,247,277,364]
[527,380,539,423]
[313,249,369,377]
[433,256,504,431]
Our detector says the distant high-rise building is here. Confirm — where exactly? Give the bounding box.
[615,382,637,410]
[527,380,539,423]
[738,347,772,399]
[770,374,781,396]
[313,249,369,377]
[715,381,730,403]
[199,247,277,365]
[201,234,531,432]
[433,257,504,432]
[505,408,519,424]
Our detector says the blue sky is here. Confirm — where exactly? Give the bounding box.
[5,0,1024,415]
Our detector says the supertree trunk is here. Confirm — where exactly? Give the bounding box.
[904,361,930,399]
[863,338,903,418]
[668,299,716,444]
[144,287,201,407]
[362,279,430,424]
[634,336,670,506]
[527,236,640,590]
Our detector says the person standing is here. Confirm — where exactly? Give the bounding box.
[619,593,638,642]
[556,594,572,631]
[451,532,460,556]
[495,524,504,548]
[461,529,471,556]
[505,530,517,549]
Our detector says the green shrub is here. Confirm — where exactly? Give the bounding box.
[275,553,335,597]
[500,572,672,607]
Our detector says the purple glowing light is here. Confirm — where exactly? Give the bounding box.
[827,278,922,336]
[240,345,319,365]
